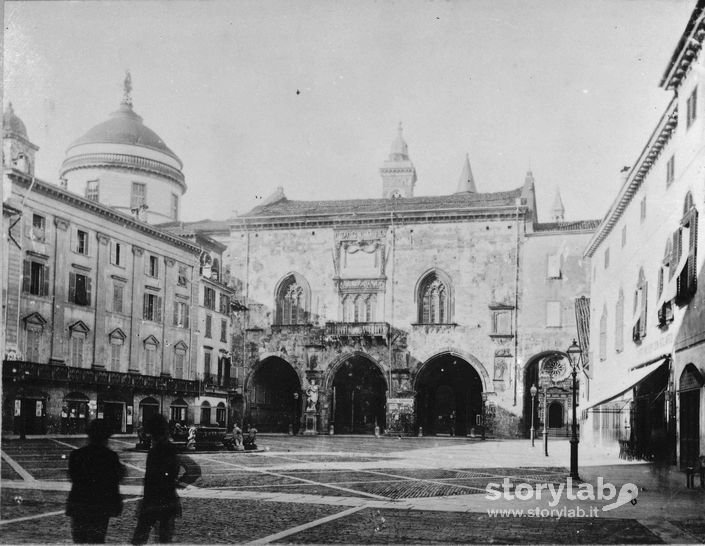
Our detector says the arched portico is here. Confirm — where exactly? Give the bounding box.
[245,355,302,433]
[327,352,387,434]
[414,352,484,436]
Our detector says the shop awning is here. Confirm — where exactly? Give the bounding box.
[582,357,669,411]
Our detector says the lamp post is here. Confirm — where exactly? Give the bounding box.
[542,387,548,456]
[292,392,299,435]
[530,384,537,447]
[566,339,583,481]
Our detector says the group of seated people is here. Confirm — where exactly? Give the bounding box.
[223,423,258,451]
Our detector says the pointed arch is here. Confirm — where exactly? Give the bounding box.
[274,272,311,325]
[415,268,454,324]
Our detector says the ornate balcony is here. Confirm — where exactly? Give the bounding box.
[3,360,200,395]
[324,321,389,340]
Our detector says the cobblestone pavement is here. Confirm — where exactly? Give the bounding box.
[2,435,705,544]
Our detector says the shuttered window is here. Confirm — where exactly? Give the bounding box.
[143,293,162,322]
[69,272,91,306]
[23,260,50,296]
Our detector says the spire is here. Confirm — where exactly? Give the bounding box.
[122,70,133,107]
[551,187,565,222]
[455,153,477,193]
[389,121,409,161]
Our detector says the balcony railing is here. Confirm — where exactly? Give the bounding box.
[3,360,200,395]
[198,373,237,392]
[325,322,389,339]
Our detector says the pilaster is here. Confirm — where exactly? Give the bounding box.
[50,217,70,364]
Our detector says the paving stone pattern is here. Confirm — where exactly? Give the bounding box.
[282,508,664,544]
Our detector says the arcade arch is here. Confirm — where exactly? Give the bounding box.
[246,356,302,433]
[415,353,484,436]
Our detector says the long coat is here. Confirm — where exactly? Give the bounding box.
[66,444,126,517]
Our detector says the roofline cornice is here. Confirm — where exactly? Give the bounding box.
[584,97,678,258]
[660,3,705,90]
[8,170,201,255]
[59,152,187,192]
[232,204,528,231]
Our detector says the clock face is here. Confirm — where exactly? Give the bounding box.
[542,355,569,382]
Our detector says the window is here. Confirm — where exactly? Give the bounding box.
[110,343,121,370]
[204,286,216,310]
[112,282,124,313]
[615,290,624,353]
[146,255,159,278]
[547,254,561,279]
[204,349,212,376]
[666,155,675,186]
[173,301,190,328]
[220,319,227,342]
[640,196,647,222]
[675,192,698,303]
[632,268,648,342]
[205,314,212,339]
[23,259,50,296]
[275,273,311,325]
[110,241,123,266]
[171,193,179,220]
[143,293,162,322]
[200,402,211,425]
[85,180,99,202]
[621,225,627,248]
[687,86,698,128]
[31,214,46,242]
[144,339,158,375]
[219,294,231,315]
[23,315,46,362]
[76,230,89,255]
[131,182,146,209]
[69,272,91,306]
[174,344,187,379]
[418,270,452,324]
[177,265,188,287]
[546,301,561,327]
[71,335,84,367]
[216,404,226,427]
[109,330,125,370]
[604,248,610,269]
[599,307,607,361]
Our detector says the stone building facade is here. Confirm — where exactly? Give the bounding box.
[221,130,597,437]
[583,1,705,468]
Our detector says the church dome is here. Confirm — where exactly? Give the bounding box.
[67,101,181,166]
[3,103,28,138]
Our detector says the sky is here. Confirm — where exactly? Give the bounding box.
[2,0,697,223]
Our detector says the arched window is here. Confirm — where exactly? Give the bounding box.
[417,270,452,324]
[275,273,311,325]
[615,290,624,353]
[200,401,212,425]
[599,306,607,361]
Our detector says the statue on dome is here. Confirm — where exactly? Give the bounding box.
[123,70,133,106]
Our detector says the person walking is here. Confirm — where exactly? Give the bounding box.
[66,419,125,543]
[132,414,196,544]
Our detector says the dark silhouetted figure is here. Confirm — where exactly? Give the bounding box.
[650,426,671,487]
[66,419,125,543]
[132,414,198,544]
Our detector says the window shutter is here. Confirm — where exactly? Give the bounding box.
[185,307,190,329]
[639,282,648,338]
[85,276,92,306]
[110,242,117,264]
[145,256,150,276]
[687,209,698,297]
[657,267,664,299]
[42,264,50,297]
[156,297,162,322]
[22,260,30,292]
[143,294,149,320]
[670,229,680,280]
[173,302,179,326]
[69,272,76,303]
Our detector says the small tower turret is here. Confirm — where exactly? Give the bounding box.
[551,187,565,222]
[380,123,417,198]
[455,153,477,193]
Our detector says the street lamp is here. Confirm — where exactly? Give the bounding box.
[530,384,537,447]
[566,339,583,481]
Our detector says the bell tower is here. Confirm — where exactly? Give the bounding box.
[380,123,417,198]
[3,102,39,176]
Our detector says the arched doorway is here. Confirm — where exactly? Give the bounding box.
[331,354,387,434]
[634,363,670,461]
[416,354,483,436]
[139,397,160,427]
[679,364,703,468]
[548,402,564,428]
[247,356,301,433]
